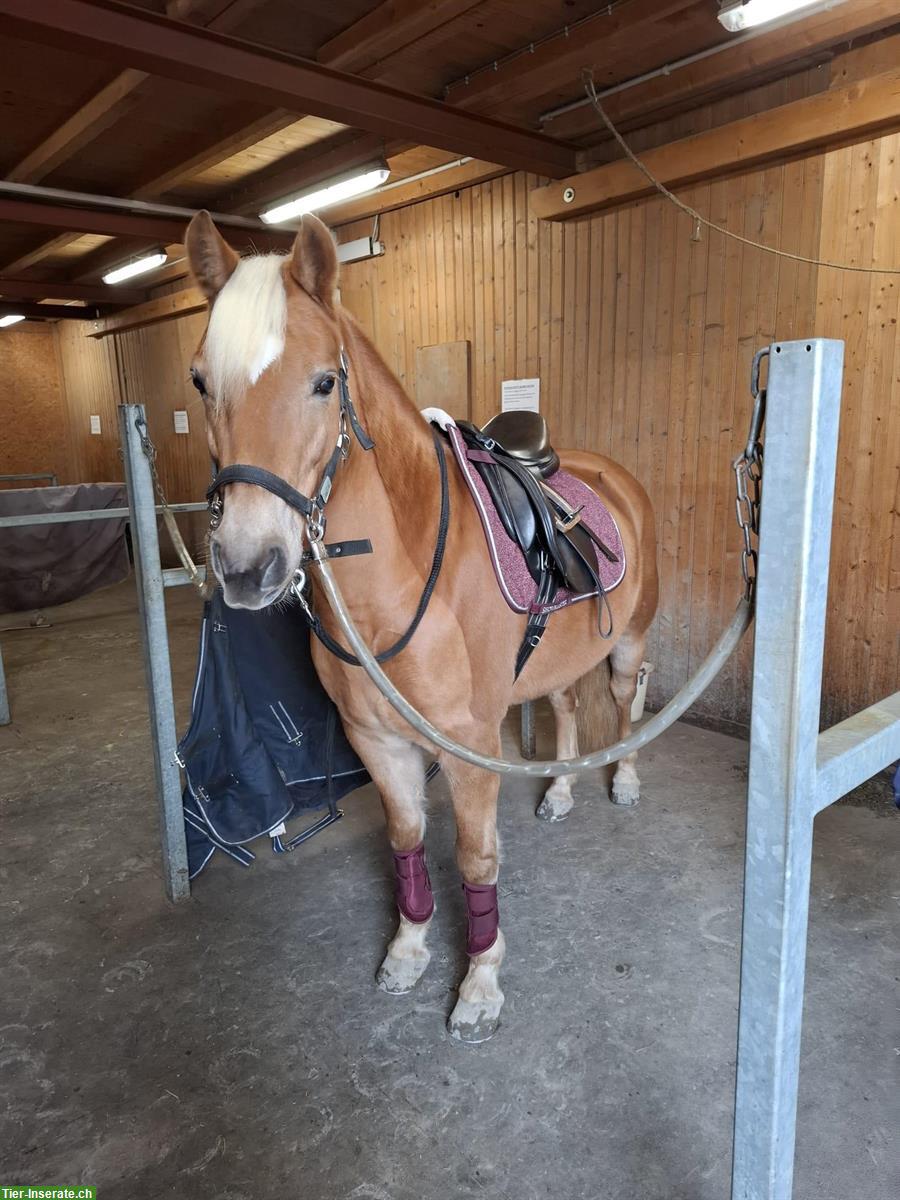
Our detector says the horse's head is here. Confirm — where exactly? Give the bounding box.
[186,210,343,609]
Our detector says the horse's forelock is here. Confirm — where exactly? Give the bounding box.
[204,254,287,401]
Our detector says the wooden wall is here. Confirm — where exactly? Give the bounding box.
[52,62,899,730]
[335,148,897,730]
[55,312,212,558]
[0,323,72,484]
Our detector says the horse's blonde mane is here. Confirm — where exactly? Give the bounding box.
[205,254,287,400]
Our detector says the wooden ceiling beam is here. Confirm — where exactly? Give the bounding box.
[531,65,900,221]
[0,300,113,320]
[0,0,577,178]
[328,158,508,226]
[446,0,696,113]
[546,0,900,142]
[218,132,404,216]
[0,275,147,305]
[87,285,207,337]
[318,0,483,75]
[4,0,262,186]
[0,196,294,252]
[5,69,150,185]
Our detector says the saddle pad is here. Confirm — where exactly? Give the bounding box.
[446,423,626,614]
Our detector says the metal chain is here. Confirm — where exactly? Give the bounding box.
[733,349,767,602]
[134,413,207,593]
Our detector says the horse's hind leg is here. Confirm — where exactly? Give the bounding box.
[347,726,434,994]
[443,747,505,1043]
[608,629,647,807]
[536,687,579,822]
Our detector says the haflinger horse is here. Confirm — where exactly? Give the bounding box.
[185,210,658,1043]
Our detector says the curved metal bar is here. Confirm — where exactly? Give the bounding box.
[309,539,754,778]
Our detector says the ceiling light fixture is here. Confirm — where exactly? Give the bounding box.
[0,313,26,327]
[102,251,168,285]
[717,0,844,32]
[260,164,391,224]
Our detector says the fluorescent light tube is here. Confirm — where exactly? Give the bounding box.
[260,166,391,224]
[102,251,168,285]
[0,314,26,327]
[718,0,842,31]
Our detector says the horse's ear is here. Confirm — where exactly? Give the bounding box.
[289,214,339,309]
[185,210,239,300]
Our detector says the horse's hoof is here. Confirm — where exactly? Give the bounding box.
[376,952,429,995]
[535,792,572,822]
[447,997,502,1043]
[610,785,639,807]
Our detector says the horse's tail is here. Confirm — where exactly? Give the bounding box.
[575,657,619,755]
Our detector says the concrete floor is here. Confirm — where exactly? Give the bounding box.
[1,580,896,1200]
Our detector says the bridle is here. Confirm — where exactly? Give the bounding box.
[206,348,374,544]
[206,346,451,666]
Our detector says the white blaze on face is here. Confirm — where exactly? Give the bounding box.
[204,254,287,400]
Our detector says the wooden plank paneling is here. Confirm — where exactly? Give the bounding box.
[50,96,899,729]
[0,324,72,483]
[415,340,471,420]
[333,144,896,728]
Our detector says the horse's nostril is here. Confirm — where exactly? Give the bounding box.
[210,540,223,577]
[260,545,286,587]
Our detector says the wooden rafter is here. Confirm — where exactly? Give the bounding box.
[0,300,112,320]
[0,195,294,251]
[530,65,900,220]
[5,0,265,186]
[88,285,207,337]
[218,132,401,216]
[446,0,696,113]
[0,275,147,305]
[318,0,483,75]
[326,158,507,226]
[547,0,900,141]
[0,0,577,178]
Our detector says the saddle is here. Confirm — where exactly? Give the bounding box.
[455,411,619,676]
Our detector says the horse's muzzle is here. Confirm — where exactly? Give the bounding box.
[211,540,289,609]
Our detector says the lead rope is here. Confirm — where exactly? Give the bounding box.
[301,354,767,777]
[134,413,208,595]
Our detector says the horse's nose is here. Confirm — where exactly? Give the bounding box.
[212,542,288,607]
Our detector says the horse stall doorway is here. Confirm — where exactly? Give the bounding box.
[0,5,897,1200]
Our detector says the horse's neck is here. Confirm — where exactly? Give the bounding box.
[330,314,441,558]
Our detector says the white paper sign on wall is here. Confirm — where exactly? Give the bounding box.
[173,410,190,434]
[501,377,540,413]
[89,414,101,435]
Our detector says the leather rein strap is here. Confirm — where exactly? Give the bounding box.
[205,346,450,667]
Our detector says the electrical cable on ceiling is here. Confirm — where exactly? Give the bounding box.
[583,69,900,275]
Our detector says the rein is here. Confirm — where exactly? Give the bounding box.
[206,346,451,666]
[201,347,761,777]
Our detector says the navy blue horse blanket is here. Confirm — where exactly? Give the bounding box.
[178,589,369,878]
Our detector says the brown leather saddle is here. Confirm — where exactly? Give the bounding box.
[454,411,617,675]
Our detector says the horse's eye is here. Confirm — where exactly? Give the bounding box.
[190,369,206,395]
[315,375,336,396]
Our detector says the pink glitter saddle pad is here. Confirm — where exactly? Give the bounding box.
[446,424,625,614]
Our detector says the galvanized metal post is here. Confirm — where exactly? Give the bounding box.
[0,639,9,725]
[520,701,536,759]
[119,404,190,902]
[731,340,845,1200]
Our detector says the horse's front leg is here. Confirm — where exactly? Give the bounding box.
[443,747,505,1043]
[346,726,434,995]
